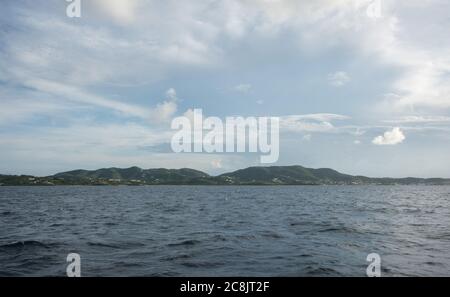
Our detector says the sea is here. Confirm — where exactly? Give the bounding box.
[1,185,449,276]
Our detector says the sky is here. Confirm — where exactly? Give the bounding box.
[1,0,450,178]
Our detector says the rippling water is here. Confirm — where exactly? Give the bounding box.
[1,186,450,276]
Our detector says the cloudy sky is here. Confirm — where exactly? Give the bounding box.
[1,0,450,177]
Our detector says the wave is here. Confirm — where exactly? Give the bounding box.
[161,254,192,261]
[87,242,121,249]
[305,266,342,276]
[180,261,223,268]
[167,239,201,247]
[0,240,55,249]
[259,230,284,239]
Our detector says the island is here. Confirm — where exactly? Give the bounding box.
[1,165,450,186]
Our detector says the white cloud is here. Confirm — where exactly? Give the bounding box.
[282,120,334,133]
[384,116,450,124]
[5,77,180,126]
[165,88,178,101]
[5,0,449,110]
[148,88,179,124]
[359,2,450,111]
[90,0,145,25]
[234,84,252,93]
[281,113,349,133]
[288,114,350,122]
[149,101,178,124]
[20,79,180,124]
[372,127,406,145]
[23,78,149,119]
[328,71,351,87]
[4,0,450,112]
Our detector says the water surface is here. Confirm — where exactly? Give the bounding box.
[1,186,449,276]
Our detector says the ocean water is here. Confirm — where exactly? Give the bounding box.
[0,185,449,277]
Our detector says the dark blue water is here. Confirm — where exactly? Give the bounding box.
[1,186,449,276]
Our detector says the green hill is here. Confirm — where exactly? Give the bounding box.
[1,165,450,186]
[217,165,355,185]
[53,167,210,185]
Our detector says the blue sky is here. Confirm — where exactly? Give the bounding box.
[1,0,450,177]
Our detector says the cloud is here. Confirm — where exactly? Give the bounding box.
[6,77,179,125]
[149,101,178,124]
[0,3,217,92]
[281,113,349,133]
[90,0,144,25]
[287,114,350,122]
[23,78,149,119]
[234,84,252,93]
[148,88,179,124]
[5,0,449,110]
[328,71,350,87]
[384,116,450,124]
[372,127,406,145]
[165,88,178,101]
[360,2,450,111]
[177,111,351,138]
[21,79,180,124]
[4,0,450,111]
